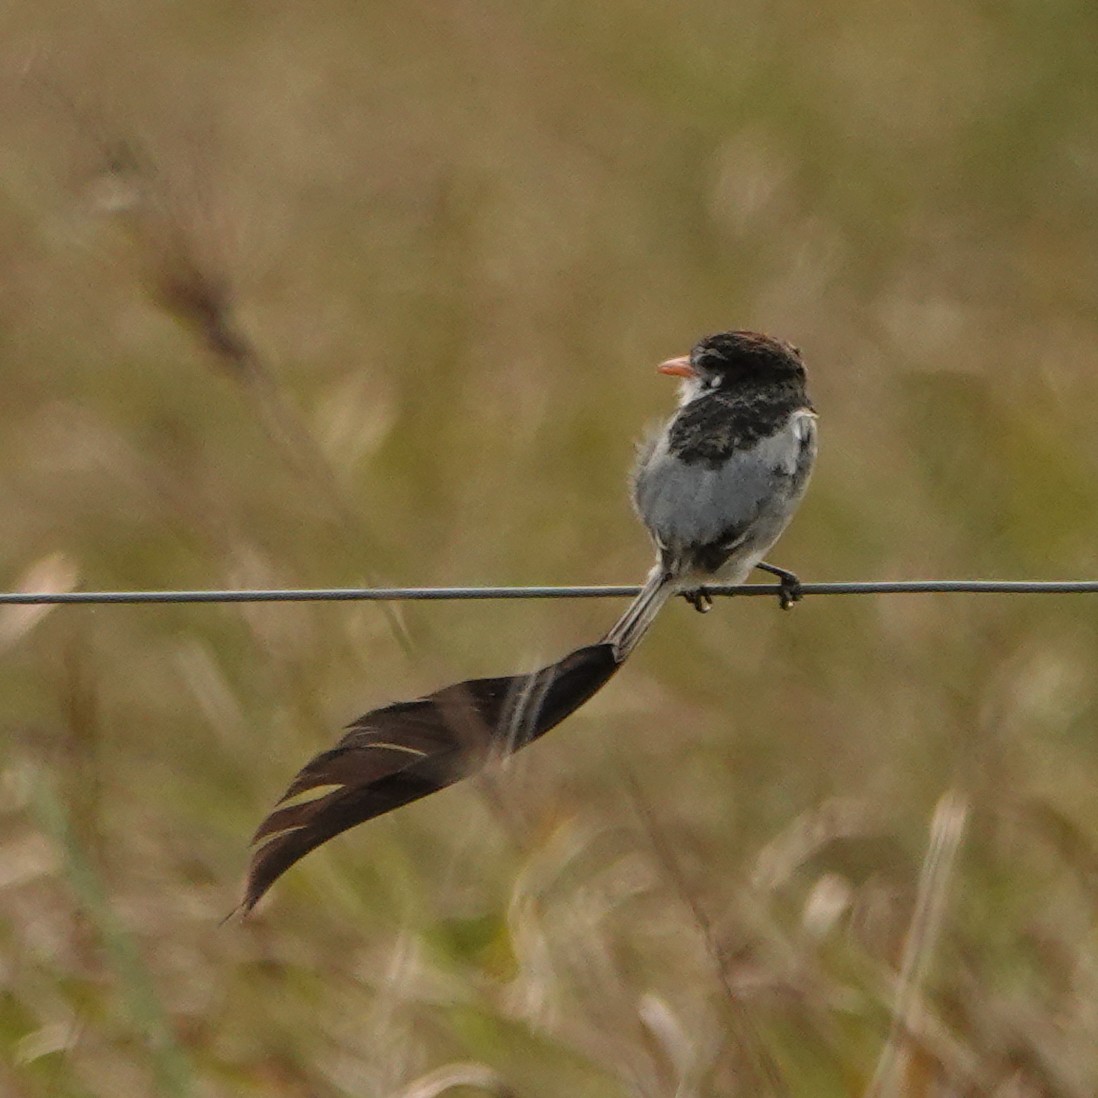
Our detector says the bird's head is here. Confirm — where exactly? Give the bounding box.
[658,330,806,400]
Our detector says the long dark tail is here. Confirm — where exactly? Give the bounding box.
[240,642,621,913]
[604,567,676,660]
[241,571,676,914]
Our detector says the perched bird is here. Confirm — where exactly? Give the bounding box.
[608,330,817,657]
[240,330,816,913]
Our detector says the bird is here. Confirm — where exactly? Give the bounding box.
[239,330,816,913]
[606,330,817,658]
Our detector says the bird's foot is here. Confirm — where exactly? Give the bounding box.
[683,587,713,614]
[755,562,803,610]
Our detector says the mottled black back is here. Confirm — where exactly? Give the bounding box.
[665,332,811,468]
[669,381,810,468]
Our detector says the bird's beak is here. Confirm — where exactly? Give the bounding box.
[657,355,696,379]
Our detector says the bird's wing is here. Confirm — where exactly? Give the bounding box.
[634,410,815,557]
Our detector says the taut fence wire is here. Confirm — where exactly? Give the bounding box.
[2,580,1098,606]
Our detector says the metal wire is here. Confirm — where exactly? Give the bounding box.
[2,580,1098,606]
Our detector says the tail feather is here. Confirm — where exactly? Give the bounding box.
[242,568,681,911]
[605,568,676,660]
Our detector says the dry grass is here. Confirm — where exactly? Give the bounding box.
[3,1,1098,1094]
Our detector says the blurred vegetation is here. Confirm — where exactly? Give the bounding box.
[2,0,1098,1094]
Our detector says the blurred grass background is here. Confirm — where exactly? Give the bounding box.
[2,0,1098,1094]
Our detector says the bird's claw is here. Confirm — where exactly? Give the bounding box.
[756,563,803,611]
[777,576,802,610]
[683,587,713,613]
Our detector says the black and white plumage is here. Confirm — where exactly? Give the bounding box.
[606,331,817,658]
[240,329,816,913]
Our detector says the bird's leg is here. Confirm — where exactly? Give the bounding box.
[682,587,713,614]
[755,562,803,610]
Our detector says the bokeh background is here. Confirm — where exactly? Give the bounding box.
[3,1,1098,1094]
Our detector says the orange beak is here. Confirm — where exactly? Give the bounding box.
[657,355,696,379]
